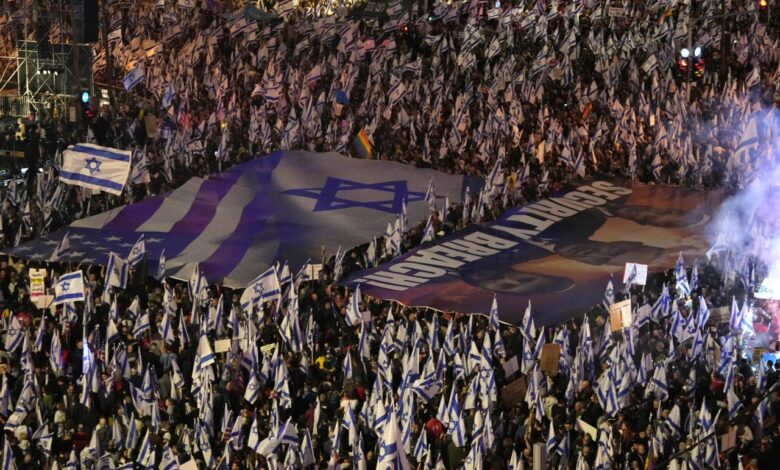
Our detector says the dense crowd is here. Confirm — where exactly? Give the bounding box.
[0,0,779,468]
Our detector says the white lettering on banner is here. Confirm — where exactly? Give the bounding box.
[407,250,466,268]
[355,181,632,291]
[388,263,447,278]
[428,245,480,262]
[443,240,498,257]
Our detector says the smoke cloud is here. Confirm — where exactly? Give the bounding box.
[706,110,780,284]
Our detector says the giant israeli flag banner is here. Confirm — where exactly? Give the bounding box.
[10,151,475,287]
[59,144,132,195]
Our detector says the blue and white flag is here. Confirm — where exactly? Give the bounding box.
[123,63,145,91]
[105,252,129,289]
[675,252,691,296]
[546,421,558,456]
[2,436,16,470]
[137,430,153,467]
[241,266,281,309]
[602,274,615,310]
[193,335,216,379]
[377,406,412,470]
[161,83,175,109]
[133,312,150,338]
[50,231,72,261]
[160,445,178,470]
[244,371,261,405]
[4,316,24,353]
[127,235,146,267]
[59,144,131,195]
[345,284,363,326]
[15,151,471,288]
[54,271,85,305]
[447,387,466,448]
[157,249,166,280]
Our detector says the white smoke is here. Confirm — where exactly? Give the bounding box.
[707,151,780,284]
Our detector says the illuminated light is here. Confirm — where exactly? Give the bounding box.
[680,48,690,58]
[760,0,768,8]
[494,0,501,8]
[694,47,701,57]
[81,91,90,104]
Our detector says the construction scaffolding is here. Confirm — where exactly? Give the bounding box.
[0,0,93,118]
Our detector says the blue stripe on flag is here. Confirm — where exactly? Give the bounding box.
[71,145,131,162]
[54,292,85,301]
[59,170,126,192]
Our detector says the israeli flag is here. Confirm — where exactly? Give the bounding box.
[137,430,153,467]
[54,271,85,305]
[127,235,146,267]
[59,144,131,195]
[123,63,145,91]
[240,266,281,309]
[4,316,24,353]
[161,83,175,109]
[106,252,129,289]
[157,249,166,280]
[50,231,72,261]
[3,437,16,470]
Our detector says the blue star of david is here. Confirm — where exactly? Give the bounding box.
[61,281,70,291]
[283,177,426,214]
[84,157,102,175]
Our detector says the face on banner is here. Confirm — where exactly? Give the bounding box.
[351,182,724,326]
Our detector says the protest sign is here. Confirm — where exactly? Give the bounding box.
[501,376,527,408]
[214,339,231,353]
[623,263,648,286]
[540,344,561,376]
[609,299,632,332]
[29,269,46,298]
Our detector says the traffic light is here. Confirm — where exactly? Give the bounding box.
[678,47,705,80]
[80,90,95,121]
[82,104,96,120]
[759,0,769,23]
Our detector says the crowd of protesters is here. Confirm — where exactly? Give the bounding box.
[0,0,779,468]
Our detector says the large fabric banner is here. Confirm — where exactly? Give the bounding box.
[8,150,473,287]
[349,181,725,326]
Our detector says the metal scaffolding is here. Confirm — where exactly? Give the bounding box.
[0,0,92,117]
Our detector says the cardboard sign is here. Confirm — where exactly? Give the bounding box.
[33,294,54,312]
[755,277,780,300]
[608,7,625,17]
[623,263,648,286]
[708,306,730,325]
[609,299,632,332]
[179,460,198,470]
[260,343,276,355]
[500,376,528,409]
[577,418,597,440]
[503,355,519,378]
[753,348,766,364]
[144,115,159,138]
[540,344,561,376]
[214,339,231,353]
[720,427,737,451]
[29,269,46,298]
[306,264,323,281]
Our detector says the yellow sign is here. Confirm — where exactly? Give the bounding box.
[29,269,46,298]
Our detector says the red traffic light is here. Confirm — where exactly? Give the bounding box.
[83,105,96,120]
[760,0,768,8]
